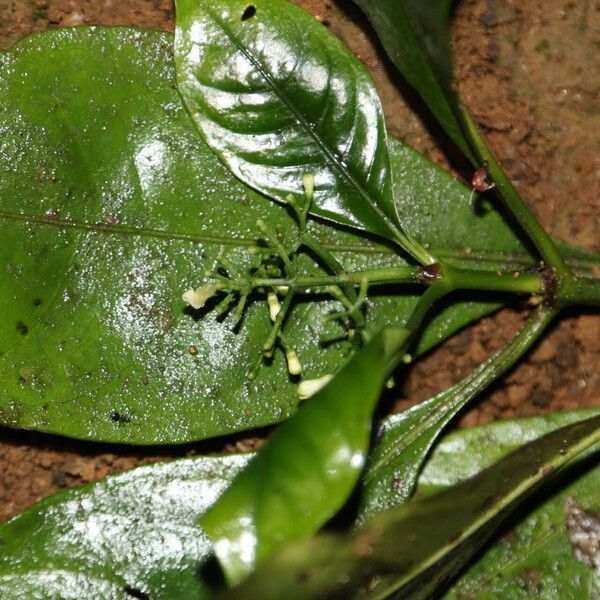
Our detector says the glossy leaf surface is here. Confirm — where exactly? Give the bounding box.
[420,410,600,599]
[419,408,600,491]
[352,0,473,163]
[360,306,555,520]
[1,27,331,444]
[200,327,410,585]
[174,0,428,261]
[0,454,252,600]
[227,415,600,599]
[1,410,598,599]
[0,28,419,444]
[1,28,598,444]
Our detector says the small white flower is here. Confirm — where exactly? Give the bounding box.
[267,292,281,322]
[182,283,221,310]
[297,374,334,400]
[286,349,302,376]
[303,173,314,199]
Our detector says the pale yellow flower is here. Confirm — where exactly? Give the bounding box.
[297,374,334,400]
[182,283,222,310]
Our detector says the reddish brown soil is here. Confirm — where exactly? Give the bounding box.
[0,0,598,522]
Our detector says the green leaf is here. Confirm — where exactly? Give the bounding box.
[0,454,252,599]
[0,27,416,445]
[225,415,600,599]
[419,408,600,492]
[351,0,474,163]
[360,306,555,520]
[421,410,600,599]
[447,494,600,599]
[174,0,430,262]
[1,27,597,444]
[199,326,410,585]
[1,27,334,444]
[2,410,597,599]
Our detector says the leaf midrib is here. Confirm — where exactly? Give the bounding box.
[4,209,599,275]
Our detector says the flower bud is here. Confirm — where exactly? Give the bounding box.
[267,292,280,321]
[303,173,314,200]
[182,283,221,310]
[286,350,302,376]
[297,374,334,400]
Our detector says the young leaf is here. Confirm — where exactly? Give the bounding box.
[225,415,600,599]
[351,0,474,163]
[174,0,431,262]
[360,306,556,519]
[0,454,252,600]
[199,327,410,585]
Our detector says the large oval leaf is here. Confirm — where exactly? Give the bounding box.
[1,27,328,444]
[0,27,416,445]
[174,0,430,262]
[1,27,598,444]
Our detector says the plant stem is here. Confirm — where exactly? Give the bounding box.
[250,266,421,291]
[251,262,549,294]
[229,258,600,309]
[441,263,544,295]
[460,107,571,278]
[404,281,451,333]
[555,277,600,307]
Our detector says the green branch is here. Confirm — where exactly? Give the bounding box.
[460,107,571,278]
